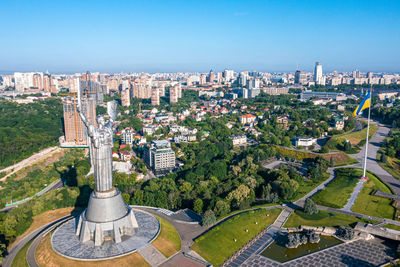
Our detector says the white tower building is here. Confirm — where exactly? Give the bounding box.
[314,62,323,85]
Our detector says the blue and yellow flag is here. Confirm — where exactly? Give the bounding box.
[353,91,371,116]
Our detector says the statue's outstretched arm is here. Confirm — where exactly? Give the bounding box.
[76,86,92,129]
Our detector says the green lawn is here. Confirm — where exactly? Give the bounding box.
[331,124,378,146]
[311,168,360,208]
[291,173,330,202]
[192,208,281,266]
[152,215,181,258]
[351,170,395,219]
[284,210,375,228]
[11,240,32,267]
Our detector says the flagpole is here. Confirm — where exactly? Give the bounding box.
[362,85,372,178]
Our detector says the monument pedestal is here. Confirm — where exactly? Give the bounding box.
[76,188,138,246]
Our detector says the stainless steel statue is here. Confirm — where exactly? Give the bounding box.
[75,91,138,246]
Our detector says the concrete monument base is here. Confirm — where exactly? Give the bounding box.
[51,209,160,260]
[76,188,138,246]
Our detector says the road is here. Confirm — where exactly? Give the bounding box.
[2,215,74,267]
[25,216,74,267]
[0,146,61,182]
[349,122,400,195]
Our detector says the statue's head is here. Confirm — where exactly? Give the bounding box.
[96,115,106,128]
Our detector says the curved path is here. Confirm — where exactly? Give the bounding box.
[349,122,400,194]
[2,214,73,267]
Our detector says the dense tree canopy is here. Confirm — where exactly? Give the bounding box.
[0,99,63,168]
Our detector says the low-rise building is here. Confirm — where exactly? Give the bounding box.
[295,136,316,147]
[277,116,289,130]
[230,134,247,146]
[239,114,257,125]
[121,128,135,144]
[120,150,132,161]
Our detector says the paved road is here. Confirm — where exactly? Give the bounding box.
[2,214,73,267]
[26,216,74,267]
[350,122,400,194]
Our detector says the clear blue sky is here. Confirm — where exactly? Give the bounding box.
[0,0,399,73]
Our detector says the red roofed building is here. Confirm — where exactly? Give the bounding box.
[120,150,132,161]
[239,114,257,125]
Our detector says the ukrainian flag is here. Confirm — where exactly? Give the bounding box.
[353,91,371,116]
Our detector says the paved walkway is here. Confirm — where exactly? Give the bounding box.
[0,146,61,182]
[341,178,367,211]
[138,244,167,266]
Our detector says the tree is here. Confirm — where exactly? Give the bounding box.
[320,145,329,153]
[193,198,203,214]
[344,141,351,152]
[330,156,335,167]
[202,210,216,226]
[213,200,230,217]
[304,198,318,215]
[381,154,388,163]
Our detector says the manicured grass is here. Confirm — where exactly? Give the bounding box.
[11,240,31,267]
[192,208,281,266]
[152,215,181,258]
[351,170,395,219]
[291,172,330,202]
[36,234,150,267]
[311,168,360,208]
[331,124,378,145]
[284,210,375,228]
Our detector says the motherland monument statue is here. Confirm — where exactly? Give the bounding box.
[75,89,138,246]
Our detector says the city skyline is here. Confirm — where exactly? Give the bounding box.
[0,0,399,73]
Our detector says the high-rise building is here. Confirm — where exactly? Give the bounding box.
[43,74,52,92]
[367,72,373,79]
[176,83,182,98]
[199,74,207,85]
[217,72,223,83]
[238,72,248,86]
[63,96,96,146]
[207,70,215,83]
[170,85,178,103]
[295,70,307,85]
[32,73,43,90]
[143,140,175,174]
[151,87,160,106]
[314,62,323,85]
[121,88,130,107]
[159,85,165,97]
[223,69,234,82]
[14,72,35,91]
[247,79,260,89]
[353,70,360,78]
